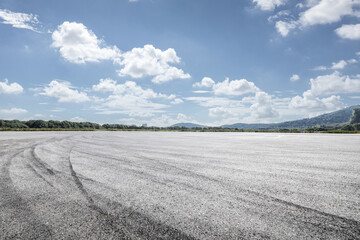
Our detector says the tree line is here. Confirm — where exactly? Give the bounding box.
[0,120,101,130]
[1,108,359,132]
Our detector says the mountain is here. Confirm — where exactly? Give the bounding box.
[222,105,360,130]
[171,123,207,128]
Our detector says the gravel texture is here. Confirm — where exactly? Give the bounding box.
[0,131,359,239]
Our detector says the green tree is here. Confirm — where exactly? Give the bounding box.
[29,120,48,128]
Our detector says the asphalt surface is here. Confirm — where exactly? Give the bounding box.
[0,131,359,239]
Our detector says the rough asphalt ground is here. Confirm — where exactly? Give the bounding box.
[0,132,359,239]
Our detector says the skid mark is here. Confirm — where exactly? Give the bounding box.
[68,148,137,239]
[0,146,54,239]
[68,149,197,239]
[26,163,55,188]
[29,147,55,175]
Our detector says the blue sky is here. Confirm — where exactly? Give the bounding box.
[0,0,360,126]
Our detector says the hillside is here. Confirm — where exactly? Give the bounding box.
[223,105,360,130]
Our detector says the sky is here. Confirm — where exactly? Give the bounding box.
[0,0,360,127]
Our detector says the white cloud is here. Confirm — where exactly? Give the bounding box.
[0,79,23,94]
[70,116,85,122]
[348,58,358,64]
[289,71,360,115]
[289,90,344,114]
[193,90,210,94]
[40,80,90,103]
[309,71,360,96]
[213,78,259,96]
[193,77,215,88]
[176,113,190,122]
[116,44,190,83]
[331,60,347,69]
[274,0,360,37]
[290,74,300,82]
[314,58,358,71]
[185,96,243,108]
[93,78,174,99]
[92,79,177,116]
[245,91,279,119]
[1,107,27,114]
[313,65,327,71]
[0,9,39,32]
[171,98,183,104]
[209,107,235,118]
[275,20,297,37]
[299,0,359,27]
[335,24,360,40]
[52,21,120,64]
[152,67,191,84]
[92,78,117,92]
[268,10,291,22]
[118,113,194,127]
[252,0,287,11]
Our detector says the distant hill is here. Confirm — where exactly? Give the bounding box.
[223,105,360,130]
[171,123,207,128]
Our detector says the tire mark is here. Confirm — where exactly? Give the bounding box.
[26,163,55,188]
[72,149,168,186]
[132,152,222,183]
[29,146,55,175]
[0,146,54,239]
[118,150,360,238]
[131,150,360,238]
[68,148,197,239]
[90,194,198,240]
[67,148,136,240]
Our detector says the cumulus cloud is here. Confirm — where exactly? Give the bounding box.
[93,78,175,99]
[0,79,23,94]
[51,23,189,83]
[0,9,39,32]
[289,90,344,113]
[290,74,300,82]
[92,78,117,92]
[92,78,177,116]
[40,80,90,103]
[274,0,360,36]
[289,71,360,114]
[252,0,287,11]
[52,21,120,64]
[299,0,358,27]
[0,107,27,114]
[335,24,360,40]
[192,77,215,88]
[275,20,297,37]
[116,44,190,83]
[209,107,234,118]
[314,58,358,71]
[243,91,279,119]
[213,78,259,96]
[309,71,360,96]
[331,60,348,69]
